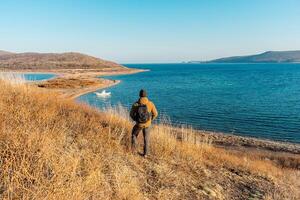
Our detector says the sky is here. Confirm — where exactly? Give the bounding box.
[0,0,300,63]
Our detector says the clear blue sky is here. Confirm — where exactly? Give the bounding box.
[1,0,300,63]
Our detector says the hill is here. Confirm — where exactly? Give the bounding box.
[0,51,124,70]
[191,50,300,63]
[0,75,299,199]
[0,50,14,56]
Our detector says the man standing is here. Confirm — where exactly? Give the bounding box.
[130,89,158,157]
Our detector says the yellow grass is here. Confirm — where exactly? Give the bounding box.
[0,75,299,199]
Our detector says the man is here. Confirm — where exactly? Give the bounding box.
[130,89,158,157]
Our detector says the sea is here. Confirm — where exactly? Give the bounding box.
[78,63,300,143]
[24,73,55,81]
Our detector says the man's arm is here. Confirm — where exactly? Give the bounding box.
[130,103,137,121]
[151,103,158,120]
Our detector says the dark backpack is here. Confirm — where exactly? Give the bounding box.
[136,104,151,123]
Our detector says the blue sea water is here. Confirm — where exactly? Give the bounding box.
[24,73,55,81]
[78,63,300,143]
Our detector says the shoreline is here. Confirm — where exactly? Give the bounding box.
[157,124,300,155]
[159,125,300,169]
[69,79,121,99]
[196,129,300,154]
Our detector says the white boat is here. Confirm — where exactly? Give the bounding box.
[95,90,111,98]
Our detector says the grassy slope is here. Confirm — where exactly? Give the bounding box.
[35,76,118,99]
[0,80,299,200]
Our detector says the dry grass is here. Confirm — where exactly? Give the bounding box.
[0,52,123,70]
[37,77,106,89]
[33,76,119,99]
[0,76,299,199]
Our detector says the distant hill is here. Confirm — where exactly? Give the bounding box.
[0,50,14,56]
[190,50,300,63]
[0,51,124,70]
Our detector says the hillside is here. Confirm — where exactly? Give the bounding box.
[190,50,300,63]
[0,50,14,56]
[0,76,299,199]
[0,51,124,70]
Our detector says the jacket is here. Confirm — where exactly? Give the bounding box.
[130,97,158,128]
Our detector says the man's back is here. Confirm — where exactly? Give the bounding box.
[130,96,158,128]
